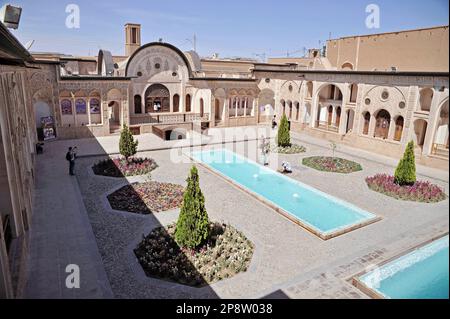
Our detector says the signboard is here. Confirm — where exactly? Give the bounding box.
[41,116,56,141]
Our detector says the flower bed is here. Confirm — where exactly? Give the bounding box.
[269,144,306,154]
[302,156,362,174]
[108,181,184,214]
[366,174,447,203]
[93,157,158,177]
[135,223,254,287]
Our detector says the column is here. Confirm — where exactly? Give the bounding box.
[368,115,377,137]
[253,98,258,118]
[339,108,349,135]
[87,98,92,126]
[388,118,396,140]
[310,91,318,128]
[243,97,248,117]
[331,106,337,126]
[224,98,230,126]
[210,97,216,127]
[72,96,77,127]
[422,91,442,156]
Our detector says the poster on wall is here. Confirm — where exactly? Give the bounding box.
[41,116,56,141]
[76,99,87,114]
[60,99,72,115]
[90,98,101,114]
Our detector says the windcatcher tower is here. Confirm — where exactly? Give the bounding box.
[125,23,141,56]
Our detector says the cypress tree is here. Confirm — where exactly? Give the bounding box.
[277,114,291,147]
[119,125,138,160]
[175,166,210,249]
[394,141,417,186]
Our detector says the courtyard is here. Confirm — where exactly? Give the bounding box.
[24,125,449,299]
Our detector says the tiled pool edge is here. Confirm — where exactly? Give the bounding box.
[186,151,382,241]
[350,232,450,299]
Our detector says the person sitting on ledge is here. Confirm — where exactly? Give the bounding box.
[280,161,292,174]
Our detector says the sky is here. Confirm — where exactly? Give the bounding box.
[3,0,449,60]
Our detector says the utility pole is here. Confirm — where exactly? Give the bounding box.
[193,34,197,52]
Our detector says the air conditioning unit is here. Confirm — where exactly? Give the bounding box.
[0,4,22,29]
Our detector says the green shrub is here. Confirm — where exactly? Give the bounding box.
[394,141,417,186]
[119,125,138,160]
[277,114,291,147]
[175,166,210,249]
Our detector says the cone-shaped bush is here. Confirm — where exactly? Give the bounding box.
[394,141,417,186]
[277,114,291,147]
[119,125,138,160]
[175,166,210,249]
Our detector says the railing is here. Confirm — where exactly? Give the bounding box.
[432,143,449,158]
[130,113,210,126]
[316,121,339,132]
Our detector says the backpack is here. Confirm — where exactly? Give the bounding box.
[66,152,71,161]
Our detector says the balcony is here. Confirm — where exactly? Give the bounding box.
[130,113,210,126]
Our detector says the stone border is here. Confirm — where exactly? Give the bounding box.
[86,159,156,183]
[124,217,264,292]
[186,150,381,241]
[349,232,450,299]
[101,181,182,217]
[88,155,159,181]
[301,156,363,174]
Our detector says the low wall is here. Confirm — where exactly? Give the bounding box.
[56,125,109,140]
[298,126,449,171]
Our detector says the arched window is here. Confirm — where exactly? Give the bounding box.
[336,107,342,127]
[75,99,87,114]
[419,88,433,112]
[433,101,449,151]
[185,94,191,112]
[350,84,358,103]
[200,98,204,117]
[173,94,180,113]
[414,119,428,147]
[341,62,354,70]
[288,102,293,119]
[306,82,313,98]
[60,99,73,115]
[281,100,286,115]
[145,84,170,113]
[374,109,391,139]
[90,98,101,114]
[394,116,404,142]
[134,95,142,114]
[295,102,300,121]
[363,112,370,135]
[327,105,333,125]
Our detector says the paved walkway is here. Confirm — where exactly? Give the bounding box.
[23,125,449,299]
[23,141,113,298]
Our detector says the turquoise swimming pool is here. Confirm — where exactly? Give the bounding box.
[359,235,449,299]
[190,148,379,239]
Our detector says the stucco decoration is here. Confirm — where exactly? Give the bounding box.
[126,43,192,80]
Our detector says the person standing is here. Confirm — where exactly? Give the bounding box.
[271,115,278,130]
[66,147,77,176]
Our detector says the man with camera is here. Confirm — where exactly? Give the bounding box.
[65,147,77,176]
